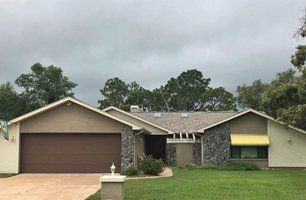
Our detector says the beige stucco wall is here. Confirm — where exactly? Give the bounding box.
[107,109,167,134]
[135,134,145,166]
[230,113,267,134]
[228,113,269,168]
[0,123,20,173]
[268,120,306,167]
[20,103,123,133]
[176,143,193,167]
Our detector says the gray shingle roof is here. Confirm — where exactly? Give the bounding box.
[130,111,238,133]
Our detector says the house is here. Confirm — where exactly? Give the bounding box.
[0,97,305,174]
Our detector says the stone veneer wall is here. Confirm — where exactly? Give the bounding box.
[203,123,231,165]
[121,125,135,172]
[193,143,201,165]
[166,143,176,165]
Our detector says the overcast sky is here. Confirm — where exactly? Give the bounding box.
[0,0,305,105]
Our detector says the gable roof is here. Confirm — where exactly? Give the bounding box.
[196,109,306,134]
[103,106,172,134]
[9,97,141,131]
[130,111,237,133]
[131,108,306,135]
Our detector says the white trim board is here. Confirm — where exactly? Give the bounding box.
[103,106,172,134]
[196,108,306,135]
[9,97,142,131]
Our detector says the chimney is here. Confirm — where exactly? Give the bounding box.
[130,105,140,112]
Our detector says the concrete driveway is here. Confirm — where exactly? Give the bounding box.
[0,174,102,200]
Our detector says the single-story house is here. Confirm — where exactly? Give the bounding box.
[1,97,305,174]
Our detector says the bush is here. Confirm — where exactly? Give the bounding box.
[123,166,140,176]
[139,155,165,175]
[186,164,201,170]
[221,162,260,171]
[185,162,260,171]
[0,173,16,178]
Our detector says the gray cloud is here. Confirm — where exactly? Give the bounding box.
[0,0,304,105]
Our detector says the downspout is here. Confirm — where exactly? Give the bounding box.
[195,132,204,166]
[267,120,271,168]
[201,131,204,165]
[134,129,144,167]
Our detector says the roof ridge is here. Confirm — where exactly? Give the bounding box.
[9,97,142,131]
[130,111,239,114]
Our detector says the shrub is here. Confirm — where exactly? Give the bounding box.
[186,162,260,171]
[0,173,16,178]
[139,155,165,175]
[123,166,140,176]
[186,164,201,170]
[222,162,260,171]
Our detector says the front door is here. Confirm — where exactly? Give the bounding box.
[145,135,166,161]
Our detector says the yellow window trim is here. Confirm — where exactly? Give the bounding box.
[231,134,270,146]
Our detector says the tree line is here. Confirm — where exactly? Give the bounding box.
[1,50,304,129]
[0,10,305,130]
[98,69,237,112]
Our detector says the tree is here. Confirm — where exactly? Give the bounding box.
[126,81,151,111]
[98,77,129,110]
[236,79,268,110]
[275,13,306,129]
[262,69,298,117]
[273,57,306,130]
[260,68,305,129]
[291,45,306,71]
[147,87,169,111]
[0,82,21,120]
[295,8,306,38]
[164,69,211,111]
[202,87,237,111]
[99,79,152,111]
[297,67,306,102]
[277,104,306,130]
[98,69,212,111]
[270,68,296,87]
[261,81,300,117]
[15,63,77,109]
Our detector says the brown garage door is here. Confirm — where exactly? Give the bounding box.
[21,133,121,173]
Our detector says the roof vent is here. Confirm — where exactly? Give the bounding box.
[130,105,140,112]
[154,112,161,118]
[181,112,189,118]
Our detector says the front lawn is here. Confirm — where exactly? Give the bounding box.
[87,168,306,200]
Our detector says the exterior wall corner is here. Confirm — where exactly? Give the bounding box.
[0,122,20,174]
[121,125,135,172]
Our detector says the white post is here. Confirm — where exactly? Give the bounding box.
[100,164,126,200]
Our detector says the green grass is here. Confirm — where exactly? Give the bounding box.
[87,168,306,200]
[0,173,16,178]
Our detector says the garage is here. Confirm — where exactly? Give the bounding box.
[21,133,121,173]
[0,97,141,174]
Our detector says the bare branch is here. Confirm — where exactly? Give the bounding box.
[294,8,306,39]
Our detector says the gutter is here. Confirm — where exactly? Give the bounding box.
[134,129,144,167]
[194,132,204,165]
[201,131,204,165]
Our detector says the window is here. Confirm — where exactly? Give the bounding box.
[230,146,268,159]
[257,147,268,158]
[154,112,161,118]
[181,112,189,118]
[241,147,257,158]
[231,146,241,158]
